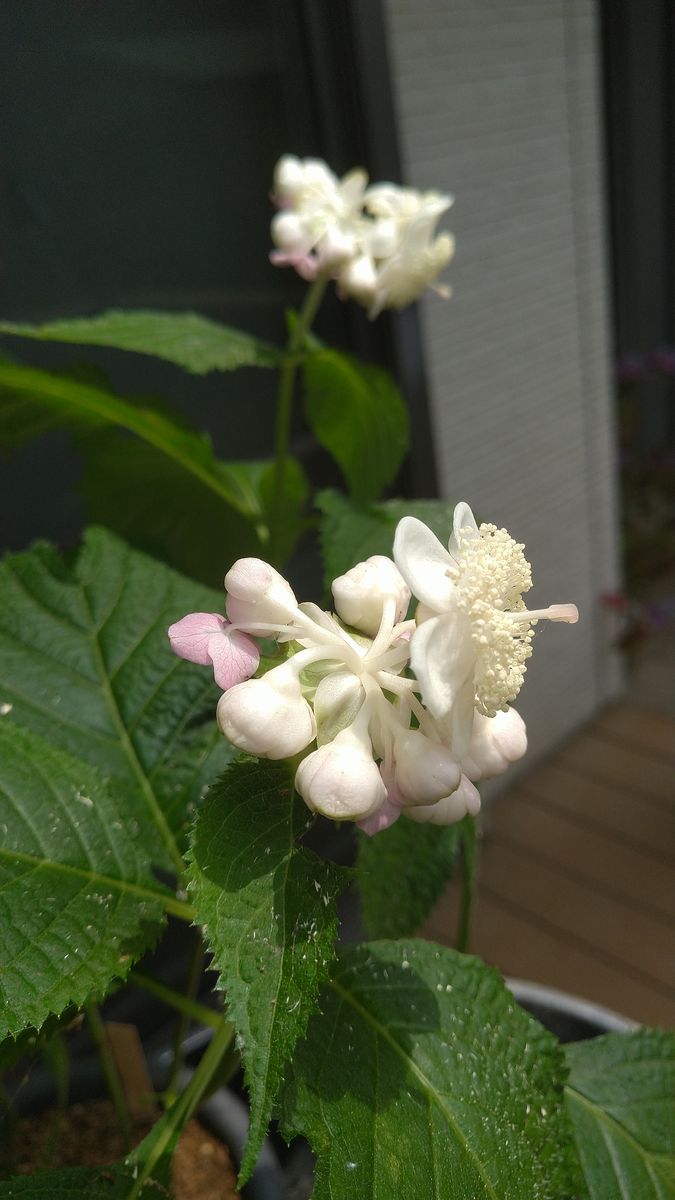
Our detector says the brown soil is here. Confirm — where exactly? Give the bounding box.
[4,1099,240,1199]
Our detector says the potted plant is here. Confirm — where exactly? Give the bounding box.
[0,155,672,1199]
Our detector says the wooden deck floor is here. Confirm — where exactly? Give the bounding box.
[421,702,675,1027]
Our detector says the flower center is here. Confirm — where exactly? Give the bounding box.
[456,523,534,717]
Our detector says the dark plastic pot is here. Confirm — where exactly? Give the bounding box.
[508,978,637,1042]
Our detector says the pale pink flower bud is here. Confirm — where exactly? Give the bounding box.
[393,729,461,807]
[167,612,259,690]
[216,664,315,759]
[331,555,410,637]
[462,707,528,782]
[295,725,386,821]
[225,558,298,632]
[404,774,480,826]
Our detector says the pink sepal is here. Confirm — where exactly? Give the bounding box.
[357,794,401,837]
[269,249,321,281]
[168,612,259,690]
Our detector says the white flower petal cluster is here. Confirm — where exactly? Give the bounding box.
[270,154,454,318]
[169,504,578,836]
[394,503,579,756]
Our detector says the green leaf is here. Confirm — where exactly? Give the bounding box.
[282,940,580,1200]
[0,360,260,518]
[304,350,409,503]
[187,760,348,1182]
[81,431,264,588]
[565,1030,675,1199]
[0,1167,164,1198]
[0,723,168,1040]
[0,528,228,872]
[317,488,453,586]
[357,818,463,939]
[0,309,279,374]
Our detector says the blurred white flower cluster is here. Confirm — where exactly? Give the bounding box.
[270,154,454,319]
[169,504,577,834]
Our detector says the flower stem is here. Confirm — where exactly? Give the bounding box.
[85,1003,132,1152]
[126,1017,235,1199]
[269,273,329,565]
[127,970,224,1032]
[456,815,477,954]
[165,933,205,1100]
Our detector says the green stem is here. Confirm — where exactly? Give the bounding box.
[127,970,224,1032]
[126,1018,235,1199]
[456,815,477,954]
[166,934,205,1099]
[269,273,329,565]
[85,1003,132,1152]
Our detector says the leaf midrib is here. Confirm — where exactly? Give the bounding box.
[0,362,256,518]
[0,846,192,920]
[328,975,499,1199]
[80,586,185,875]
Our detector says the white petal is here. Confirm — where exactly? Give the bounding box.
[448,501,479,555]
[393,516,456,611]
[409,610,475,722]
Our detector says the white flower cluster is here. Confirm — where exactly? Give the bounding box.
[270,155,454,319]
[169,504,578,835]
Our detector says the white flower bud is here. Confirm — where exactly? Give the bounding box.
[366,217,400,259]
[404,774,480,826]
[217,665,315,759]
[274,155,305,202]
[319,223,356,266]
[338,254,378,306]
[394,728,461,807]
[462,707,527,782]
[331,555,410,637]
[225,558,298,632]
[295,725,386,821]
[271,210,307,252]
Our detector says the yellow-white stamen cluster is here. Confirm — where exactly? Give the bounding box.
[455,522,534,717]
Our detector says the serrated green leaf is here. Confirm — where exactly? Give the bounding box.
[357,818,463,939]
[0,529,228,871]
[304,351,409,503]
[281,940,579,1200]
[0,360,260,518]
[81,431,264,588]
[317,489,453,587]
[565,1029,675,1199]
[187,760,348,1182]
[0,724,169,1040]
[0,309,279,374]
[0,1167,164,1198]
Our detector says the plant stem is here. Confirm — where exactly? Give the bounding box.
[269,273,329,565]
[85,1003,132,1152]
[165,934,205,1100]
[456,815,477,954]
[126,1017,235,1199]
[127,970,224,1032]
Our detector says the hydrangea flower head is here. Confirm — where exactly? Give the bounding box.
[168,505,577,834]
[269,154,454,317]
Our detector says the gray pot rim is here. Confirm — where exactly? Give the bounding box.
[507,977,638,1033]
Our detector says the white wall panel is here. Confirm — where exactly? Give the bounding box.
[384,0,622,766]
